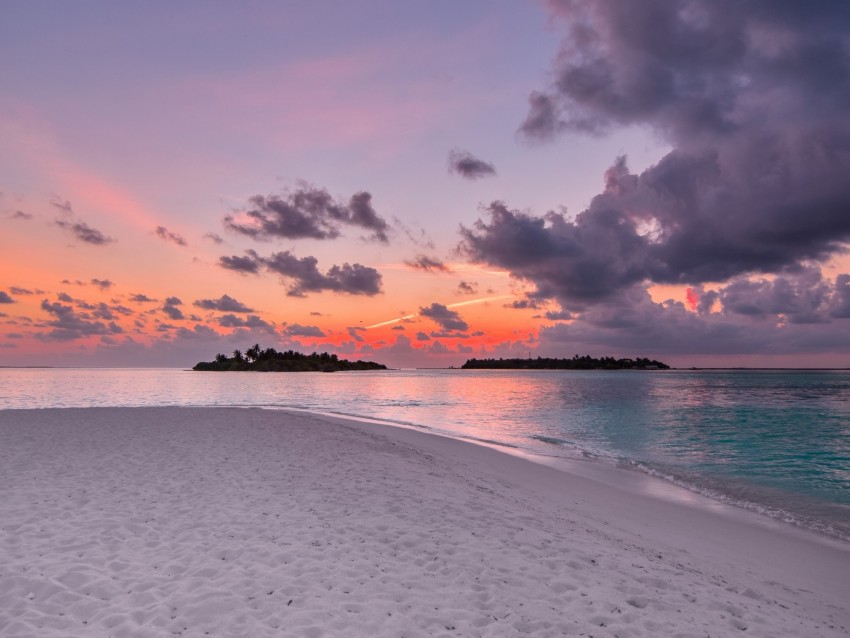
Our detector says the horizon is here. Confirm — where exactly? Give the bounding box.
[2,1,850,369]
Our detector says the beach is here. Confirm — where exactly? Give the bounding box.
[1,407,848,637]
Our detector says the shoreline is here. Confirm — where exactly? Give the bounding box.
[278,405,850,545]
[1,406,848,636]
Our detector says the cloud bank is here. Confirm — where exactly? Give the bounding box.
[461,0,850,357]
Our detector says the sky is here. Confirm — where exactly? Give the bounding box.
[2,0,850,369]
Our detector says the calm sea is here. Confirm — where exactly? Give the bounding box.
[1,367,849,540]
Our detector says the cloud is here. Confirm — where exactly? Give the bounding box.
[224,183,389,243]
[457,281,478,295]
[90,278,113,290]
[10,210,32,220]
[483,1,850,320]
[405,254,450,272]
[219,252,262,274]
[347,326,365,342]
[262,251,382,297]
[193,294,254,313]
[37,299,123,341]
[716,267,831,324]
[155,226,188,247]
[284,324,326,338]
[448,149,497,179]
[419,302,469,332]
[162,297,185,321]
[55,218,116,245]
[0,291,15,304]
[129,293,156,303]
[218,314,275,331]
[535,270,850,359]
[10,287,44,295]
[203,232,224,244]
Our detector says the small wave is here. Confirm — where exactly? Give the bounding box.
[624,460,850,543]
[530,434,571,446]
[461,436,519,449]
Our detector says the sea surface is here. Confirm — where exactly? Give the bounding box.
[1,367,849,540]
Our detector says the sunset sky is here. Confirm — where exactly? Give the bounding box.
[2,1,850,368]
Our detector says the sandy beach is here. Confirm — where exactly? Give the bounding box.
[1,407,848,637]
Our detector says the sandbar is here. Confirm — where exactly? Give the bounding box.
[0,407,847,637]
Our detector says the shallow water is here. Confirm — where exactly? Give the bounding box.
[1,367,848,539]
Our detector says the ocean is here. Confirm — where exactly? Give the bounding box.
[2,367,848,541]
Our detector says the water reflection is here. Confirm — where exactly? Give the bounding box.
[1,367,849,535]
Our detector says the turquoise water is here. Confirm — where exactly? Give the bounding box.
[1,367,848,539]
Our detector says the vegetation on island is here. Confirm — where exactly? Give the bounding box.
[461,355,670,370]
[193,344,387,372]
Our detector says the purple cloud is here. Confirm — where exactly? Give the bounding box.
[405,254,449,272]
[155,226,188,247]
[193,294,254,313]
[262,251,382,297]
[448,149,496,179]
[224,183,389,243]
[419,303,469,332]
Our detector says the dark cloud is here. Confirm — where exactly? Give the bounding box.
[218,314,274,331]
[203,232,224,244]
[486,0,850,319]
[262,251,382,297]
[430,331,469,339]
[91,303,117,321]
[530,265,850,360]
[457,281,478,295]
[224,183,389,243]
[448,149,497,179]
[508,299,541,310]
[832,275,850,319]
[347,326,365,342]
[405,254,449,272]
[193,294,254,313]
[284,324,326,338]
[162,297,185,321]
[155,226,188,247]
[419,303,469,332]
[90,278,113,290]
[716,267,831,324]
[0,291,14,304]
[219,252,262,274]
[10,287,44,295]
[347,191,390,243]
[57,292,74,302]
[518,92,563,142]
[37,300,123,341]
[130,293,156,303]
[55,218,115,245]
[415,331,431,341]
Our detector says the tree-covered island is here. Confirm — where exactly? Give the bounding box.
[461,355,669,370]
[193,345,387,372]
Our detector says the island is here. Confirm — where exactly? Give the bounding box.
[193,345,387,372]
[461,355,670,370]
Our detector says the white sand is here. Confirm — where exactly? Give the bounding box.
[0,408,847,637]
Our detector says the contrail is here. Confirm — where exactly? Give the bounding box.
[364,295,513,329]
